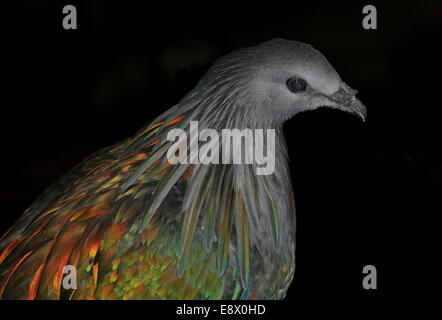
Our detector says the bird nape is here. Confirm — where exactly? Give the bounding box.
[0,39,366,300]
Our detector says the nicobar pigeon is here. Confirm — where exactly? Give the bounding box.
[0,39,366,300]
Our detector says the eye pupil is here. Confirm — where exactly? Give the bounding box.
[287,77,306,93]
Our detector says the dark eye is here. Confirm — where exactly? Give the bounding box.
[287,77,307,93]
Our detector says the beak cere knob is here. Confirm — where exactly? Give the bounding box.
[341,82,358,96]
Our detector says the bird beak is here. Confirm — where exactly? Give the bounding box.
[329,82,367,121]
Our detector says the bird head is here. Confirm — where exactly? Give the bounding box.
[188,38,366,127]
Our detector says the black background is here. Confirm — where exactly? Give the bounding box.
[0,0,440,316]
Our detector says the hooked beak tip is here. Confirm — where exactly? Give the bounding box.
[354,106,367,122]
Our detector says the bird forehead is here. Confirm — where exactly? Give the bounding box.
[291,57,341,95]
[257,39,342,95]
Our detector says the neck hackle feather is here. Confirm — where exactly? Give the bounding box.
[0,46,296,299]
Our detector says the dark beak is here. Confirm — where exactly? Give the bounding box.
[330,82,367,121]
